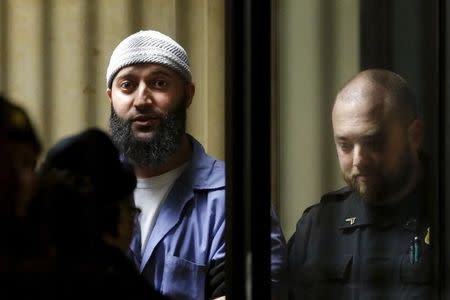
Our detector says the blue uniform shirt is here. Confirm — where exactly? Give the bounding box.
[129,136,286,300]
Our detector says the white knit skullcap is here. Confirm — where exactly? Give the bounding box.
[106,30,191,88]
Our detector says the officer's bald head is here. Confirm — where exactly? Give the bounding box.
[333,69,417,126]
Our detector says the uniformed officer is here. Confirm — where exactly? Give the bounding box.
[287,69,432,300]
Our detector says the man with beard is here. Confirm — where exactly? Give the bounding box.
[106,30,286,300]
[286,69,431,300]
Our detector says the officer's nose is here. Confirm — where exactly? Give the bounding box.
[353,144,370,170]
[134,82,153,108]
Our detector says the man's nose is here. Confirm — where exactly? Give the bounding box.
[134,82,153,107]
[353,145,370,169]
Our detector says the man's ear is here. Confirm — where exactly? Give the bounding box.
[408,119,424,151]
[106,88,112,104]
[184,83,195,108]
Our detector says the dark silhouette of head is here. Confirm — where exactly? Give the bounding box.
[31,128,137,253]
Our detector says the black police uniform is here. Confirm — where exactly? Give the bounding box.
[287,185,432,300]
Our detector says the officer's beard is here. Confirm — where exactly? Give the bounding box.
[344,148,414,206]
[109,102,186,168]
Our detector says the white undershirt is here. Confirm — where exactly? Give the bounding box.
[134,163,188,254]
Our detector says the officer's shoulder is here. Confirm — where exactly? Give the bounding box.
[300,186,351,215]
[319,186,352,204]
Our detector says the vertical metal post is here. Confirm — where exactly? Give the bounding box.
[225,0,272,299]
[440,0,449,299]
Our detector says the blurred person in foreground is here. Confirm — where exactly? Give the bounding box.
[0,95,41,272]
[106,29,286,300]
[287,69,432,299]
[20,128,169,299]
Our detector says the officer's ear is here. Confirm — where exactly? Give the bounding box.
[408,119,424,152]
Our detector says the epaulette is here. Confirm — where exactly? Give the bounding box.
[302,202,321,215]
[300,186,352,217]
[319,186,352,204]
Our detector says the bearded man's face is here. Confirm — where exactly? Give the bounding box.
[109,103,186,168]
[107,64,190,167]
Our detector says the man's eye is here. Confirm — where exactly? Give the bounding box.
[119,81,134,90]
[364,136,384,151]
[339,143,352,152]
[153,79,168,89]
[366,139,382,151]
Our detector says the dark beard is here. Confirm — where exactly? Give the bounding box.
[345,148,414,205]
[109,105,186,168]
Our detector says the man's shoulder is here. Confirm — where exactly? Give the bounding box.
[190,154,225,190]
[292,187,354,245]
[189,136,224,167]
[298,186,353,222]
[319,186,353,204]
[187,136,225,190]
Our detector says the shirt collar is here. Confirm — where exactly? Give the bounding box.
[338,186,425,232]
[339,192,370,230]
[178,134,225,190]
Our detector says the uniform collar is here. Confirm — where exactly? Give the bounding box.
[338,185,425,232]
[182,134,225,190]
[338,192,370,230]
